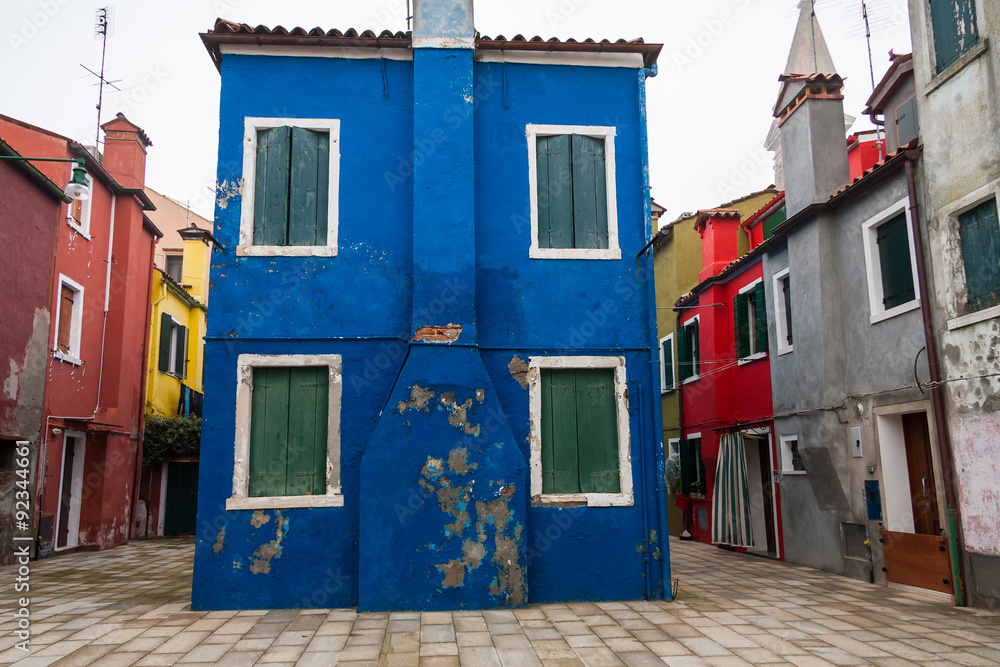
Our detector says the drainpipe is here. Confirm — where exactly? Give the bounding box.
[638,62,667,600]
[904,155,964,606]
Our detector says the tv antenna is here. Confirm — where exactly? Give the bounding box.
[860,0,885,159]
[85,7,117,150]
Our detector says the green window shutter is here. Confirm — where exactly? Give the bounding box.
[288,128,330,247]
[249,367,291,497]
[755,281,768,353]
[174,324,188,376]
[575,369,620,494]
[158,313,171,372]
[930,0,979,72]
[734,294,749,358]
[876,213,915,310]
[662,338,674,391]
[536,135,574,249]
[895,97,919,146]
[762,206,787,241]
[285,367,329,496]
[959,199,1000,312]
[570,134,609,250]
[676,325,691,382]
[679,439,695,495]
[690,320,700,376]
[540,369,580,494]
[254,126,291,246]
[782,276,793,345]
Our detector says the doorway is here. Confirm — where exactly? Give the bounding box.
[742,433,777,557]
[56,432,85,549]
[164,461,199,536]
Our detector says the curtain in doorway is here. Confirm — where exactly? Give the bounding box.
[711,432,755,548]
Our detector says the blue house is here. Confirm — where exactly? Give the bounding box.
[194,0,667,611]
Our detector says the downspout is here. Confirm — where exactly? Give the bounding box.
[131,232,158,539]
[675,306,688,544]
[638,61,667,600]
[905,155,964,606]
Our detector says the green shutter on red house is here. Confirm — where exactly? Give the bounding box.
[754,281,768,353]
[690,320,700,376]
[536,135,574,249]
[734,294,750,358]
[959,198,1000,312]
[570,134,609,250]
[676,325,691,381]
[877,213,915,310]
[254,126,291,246]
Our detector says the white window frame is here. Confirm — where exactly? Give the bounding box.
[780,434,805,475]
[526,124,620,260]
[66,173,94,238]
[939,181,1000,330]
[527,355,633,507]
[861,197,921,324]
[53,274,84,365]
[681,314,701,384]
[164,253,183,283]
[162,315,186,378]
[667,438,680,459]
[684,431,705,496]
[228,353,344,510]
[238,117,341,258]
[737,278,767,363]
[772,268,793,356]
[659,333,675,394]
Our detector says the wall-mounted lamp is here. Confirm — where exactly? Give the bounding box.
[0,155,91,201]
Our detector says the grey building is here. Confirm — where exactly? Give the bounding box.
[907,0,1000,610]
[760,11,958,599]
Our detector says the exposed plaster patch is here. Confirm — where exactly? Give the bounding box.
[398,385,436,414]
[233,560,242,570]
[448,446,478,476]
[3,358,21,400]
[250,511,287,575]
[476,388,486,403]
[412,324,462,343]
[480,484,525,605]
[251,510,270,528]
[215,179,243,210]
[508,356,529,390]
[213,526,226,554]
[440,391,481,436]
[436,559,466,588]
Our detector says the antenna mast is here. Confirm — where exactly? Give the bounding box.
[861,0,884,160]
[94,7,112,150]
[810,0,818,72]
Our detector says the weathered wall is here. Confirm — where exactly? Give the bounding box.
[907,0,1000,609]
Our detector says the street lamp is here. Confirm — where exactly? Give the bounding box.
[0,156,92,201]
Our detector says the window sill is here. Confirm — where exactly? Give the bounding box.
[532,491,633,508]
[776,345,793,356]
[529,247,622,260]
[53,351,82,366]
[226,493,344,510]
[781,470,807,476]
[682,375,700,385]
[737,352,767,365]
[926,39,989,96]
[869,298,920,325]
[947,303,1000,331]
[661,387,676,395]
[67,220,91,240]
[236,245,339,257]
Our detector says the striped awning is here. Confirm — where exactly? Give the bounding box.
[711,432,755,548]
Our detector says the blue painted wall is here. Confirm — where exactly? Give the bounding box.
[193,46,666,610]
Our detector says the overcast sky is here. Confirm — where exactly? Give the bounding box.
[3,0,911,223]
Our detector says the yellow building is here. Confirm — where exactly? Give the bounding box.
[652,188,778,535]
[144,191,213,418]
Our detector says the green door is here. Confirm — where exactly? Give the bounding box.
[164,461,199,536]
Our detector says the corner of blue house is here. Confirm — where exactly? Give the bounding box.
[192,4,668,611]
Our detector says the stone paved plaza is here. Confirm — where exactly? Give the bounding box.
[2,538,1000,666]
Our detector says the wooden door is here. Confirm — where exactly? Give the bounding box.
[56,442,76,548]
[902,413,940,535]
[757,438,776,556]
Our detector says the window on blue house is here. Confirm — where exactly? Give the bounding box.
[734,281,768,359]
[239,118,340,257]
[529,356,633,507]
[527,125,620,260]
[929,0,979,73]
[228,354,344,510]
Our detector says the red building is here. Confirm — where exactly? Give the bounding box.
[0,113,160,556]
